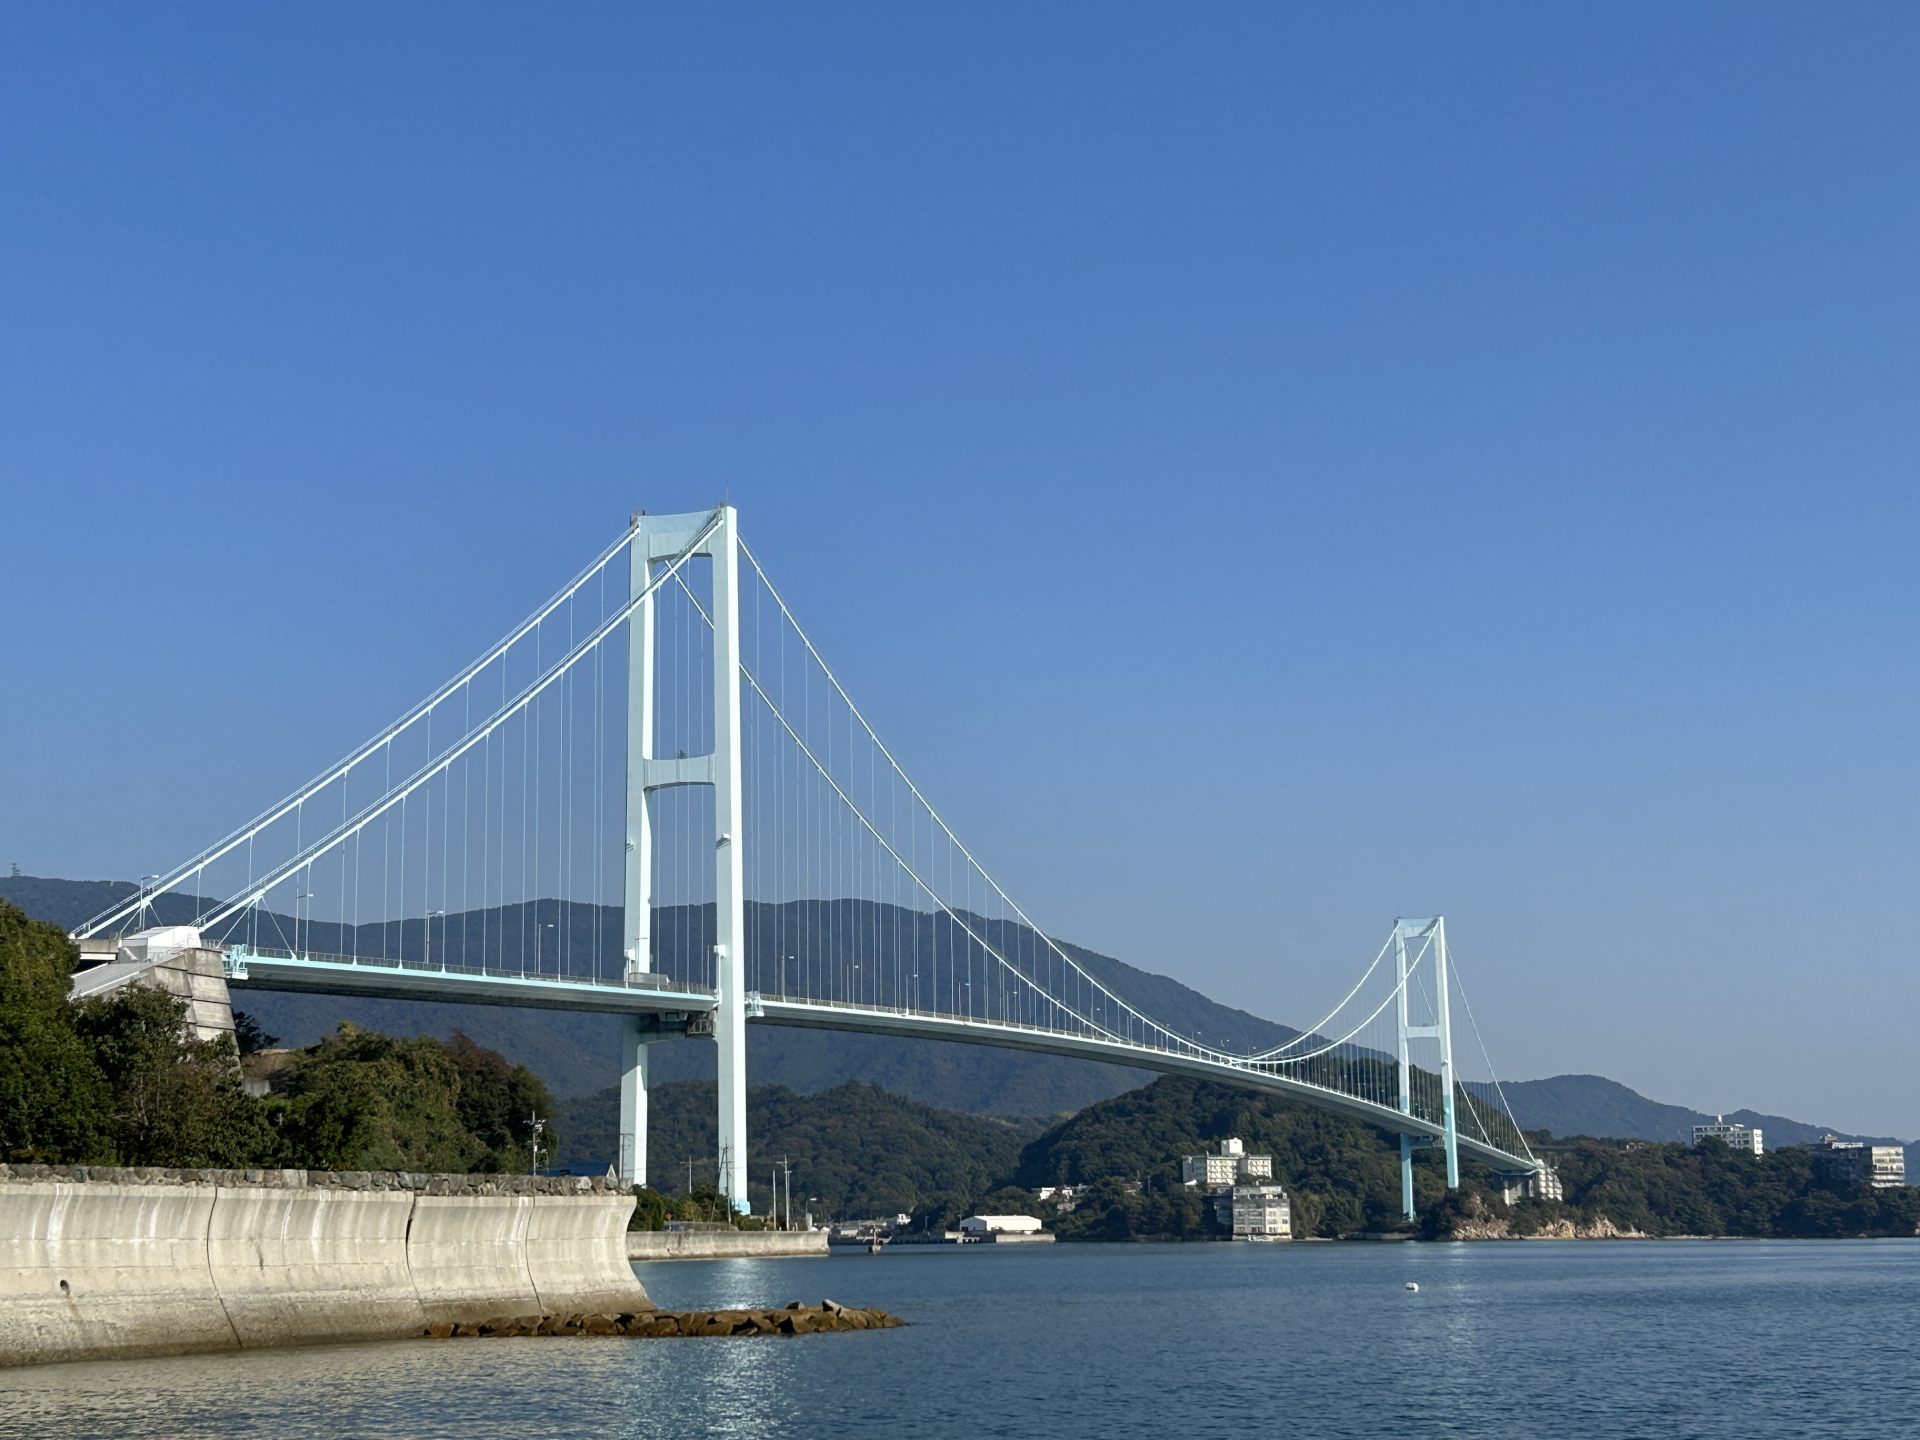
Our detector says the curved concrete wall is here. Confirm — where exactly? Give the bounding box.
[530,1193,655,1314]
[208,1187,425,1344]
[407,1193,541,1325]
[0,1182,237,1366]
[0,1170,648,1368]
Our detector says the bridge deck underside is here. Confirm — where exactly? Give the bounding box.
[228,952,717,1016]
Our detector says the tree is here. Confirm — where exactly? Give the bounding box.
[274,1024,484,1172]
[233,1010,278,1056]
[0,899,112,1162]
[444,1030,556,1171]
[628,1186,672,1232]
[271,1024,558,1174]
[72,985,270,1167]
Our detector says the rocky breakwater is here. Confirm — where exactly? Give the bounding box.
[429,1298,904,1340]
[0,1164,650,1367]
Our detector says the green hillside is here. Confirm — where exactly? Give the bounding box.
[1015,1074,1457,1237]
[559,1078,1044,1220]
[1469,1138,1920,1239]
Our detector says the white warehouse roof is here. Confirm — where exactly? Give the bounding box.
[959,1215,1044,1234]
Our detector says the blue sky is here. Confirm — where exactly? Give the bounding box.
[3,6,1916,1134]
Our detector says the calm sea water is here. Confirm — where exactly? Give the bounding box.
[4,1241,1916,1438]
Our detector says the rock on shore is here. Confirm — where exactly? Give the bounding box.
[1442,1196,1647,1241]
[427,1299,904,1340]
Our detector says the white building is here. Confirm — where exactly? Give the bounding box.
[1813,1136,1907,1190]
[1181,1137,1275,1189]
[1692,1116,1764,1155]
[1212,1183,1291,1239]
[1500,1166,1564,1205]
[958,1215,1046,1238]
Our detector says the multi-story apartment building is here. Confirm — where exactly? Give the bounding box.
[1812,1135,1907,1190]
[1212,1183,1292,1239]
[1181,1137,1275,1188]
[1692,1116,1764,1155]
[1500,1165,1565,1205]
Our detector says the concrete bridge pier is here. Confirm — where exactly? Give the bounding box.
[618,1016,648,1188]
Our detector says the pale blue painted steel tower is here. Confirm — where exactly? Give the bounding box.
[618,506,750,1212]
[1392,916,1459,1221]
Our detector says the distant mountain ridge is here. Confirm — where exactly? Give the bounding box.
[9,876,1911,1165]
[1501,1073,1916,1174]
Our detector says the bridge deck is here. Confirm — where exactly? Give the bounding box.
[225,947,718,1015]
[225,948,1536,1174]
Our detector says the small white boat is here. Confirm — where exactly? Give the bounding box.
[1405,1282,1420,1292]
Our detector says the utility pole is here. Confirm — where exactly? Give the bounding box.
[529,1111,546,1177]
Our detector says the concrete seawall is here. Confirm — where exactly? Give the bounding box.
[535,1193,661,1309]
[626,1229,830,1261]
[408,1192,540,1327]
[0,1166,650,1368]
[209,1185,425,1346]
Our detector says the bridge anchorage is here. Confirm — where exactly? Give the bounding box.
[73,505,1536,1219]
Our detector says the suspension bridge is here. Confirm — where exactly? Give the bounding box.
[72,505,1538,1220]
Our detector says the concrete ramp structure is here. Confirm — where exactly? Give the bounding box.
[68,925,235,1045]
[0,1167,649,1368]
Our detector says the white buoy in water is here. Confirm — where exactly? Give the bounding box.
[1405,1282,1420,1292]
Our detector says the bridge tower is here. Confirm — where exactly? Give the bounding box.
[1392,916,1459,1221]
[618,506,749,1213]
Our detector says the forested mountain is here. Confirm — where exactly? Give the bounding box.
[1449,1138,1920,1240]
[564,1072,1461,1238]
[559,1078,1043,1221]
[1013,1074,1460,1238]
